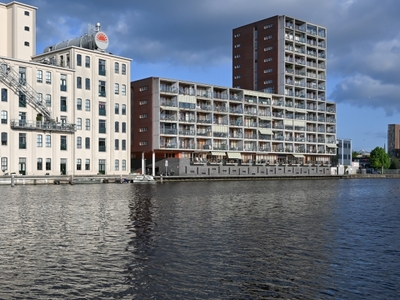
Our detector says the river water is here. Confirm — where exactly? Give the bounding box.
[0,179,399,299]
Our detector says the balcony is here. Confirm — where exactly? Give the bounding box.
[11,119,76,133]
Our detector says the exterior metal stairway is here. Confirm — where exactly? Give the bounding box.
[0,58,75,133]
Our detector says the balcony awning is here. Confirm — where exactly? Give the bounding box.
[259,128,273,135]
[227,152,242,159]
[292,154,304,158]
[211,151,226,156]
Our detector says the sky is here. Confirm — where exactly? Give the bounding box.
[19,0,400,152]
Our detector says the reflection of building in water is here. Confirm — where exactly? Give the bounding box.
[0,1,131,176]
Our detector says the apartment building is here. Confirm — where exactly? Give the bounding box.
[232,15,327,98]
[0,1,131,176]
[388,124,400,158]
[131,77,336,176]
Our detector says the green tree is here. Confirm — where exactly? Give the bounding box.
[369,147,390,173]
[389,157,400,169]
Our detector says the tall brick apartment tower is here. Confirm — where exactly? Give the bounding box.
[232,15,327,101]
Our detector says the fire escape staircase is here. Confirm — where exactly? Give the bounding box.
[0,58,75,133]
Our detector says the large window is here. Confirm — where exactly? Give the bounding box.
[19,92,26,107]
[45,94,51,107]
[85,137,90,149]
[99,59,106,76]
[77,137,82,149]
[99,80,106,97]
[60,74,67,91]
[115,62,119,74]
[76,118,82,130]
[77,98,82,110]
[1,111,7,124]
[46,71,51,84]
[85,118,90,130]
[60,96,67,112]
[99,102,106,116]
[37,93,43,104]
[99,138,106,152]
[121,84,126,96]
[115,139,119,150]
[46,158,51,171]
[77,77,82,89]
[1,132,7,146]
[76,159,82,171]
[1,88,7,102]
[99,120,106,134]
[122,64,126,75]
[115,103,119,114]
[115,121,119,133]
[19,133,26,149]
[121,104,126,115]
[37,70,43,83]
[37,134,42,147]
[122,122,126,133]
[46,135,51,147]
[122,139,126,150]
[85,159,90,170]
[19,67,26,85]
[99,159,106,174]
[122,159,126,171]
[85,99,90,111]
[1,157,7,172]
[85,56,90,68]
[115,159,119,171]
[60,136,67,150]
[85,78,90,90]
[77,54,82,66]
[114,83,119,94]
[37,158,43,170]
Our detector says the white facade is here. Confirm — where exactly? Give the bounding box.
[0,1,131,176]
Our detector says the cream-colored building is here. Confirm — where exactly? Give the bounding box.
[0,1,131,176]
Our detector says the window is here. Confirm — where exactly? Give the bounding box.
[264,35,273,40]
[114,83,119,94]
[99,159,106,174]
[1,88,7,102]
[264,24,273,29]
[24,10,29,16]
[77,137,82,149]
[19,112,26,126]
[115,121,119,132]
[1,111,7,124]
[139,114,147,119]
[46,71,51,84]
[76,159,82,171]
[264,69,273,73]
[85,56,90,68]
[139,127,148,132]
[60,74,67,91]
[122,139,126,150]
[19,92,26,107]
[121,84,126,96]
[19,133,26,149]
[24,41,30,46]
[99,80,106,97]
[85,159,90,170]
[264,57,273,62]
[85,118,90,130]
[115,62,119,73]
[99,120,106,134]
[139,141,148,146]
[234,65,240,69]
[60,136,67,150]
[77,54,82,66]
[46,135,51,147]
[234,33,241,38]
[77,98,82,110]
[115,139,119,150]
[121,104,126,115]
[37,158,42,170]
[1,132,7,145]
[37,93,43,104]
[1,157,7,171]
[37,134,43,147]
[122,64,126,75]
[99,59,106,76]
[85,78,90,90]
[60,96,67,112]
[19,67,26,85]
[234,43,241,48]
[122,122,126,133]
[85,99,90,111]
[122,159,126,171]
[264,46,273,51]
[139,100,148,105]
[85,137,90,149]
[76,118,82,130]
[99,138,106,152]
[99,102,106,116]
[46,158,51,171]
[115,103,119,114]
[139,86,148,92]
[77,77,82,89]
[115,159,119,171]
[45,94,51,107]
[37,70,43,83]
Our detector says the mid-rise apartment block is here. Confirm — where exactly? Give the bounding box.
[0,1,131,176]
[388,124,400,158]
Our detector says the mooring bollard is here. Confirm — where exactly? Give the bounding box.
[11,174,15,187]
[160,174,163,183]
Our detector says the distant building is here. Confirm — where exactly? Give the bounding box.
[337,138,352,166]
[387,124,400,158]
[0,1,131,175]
